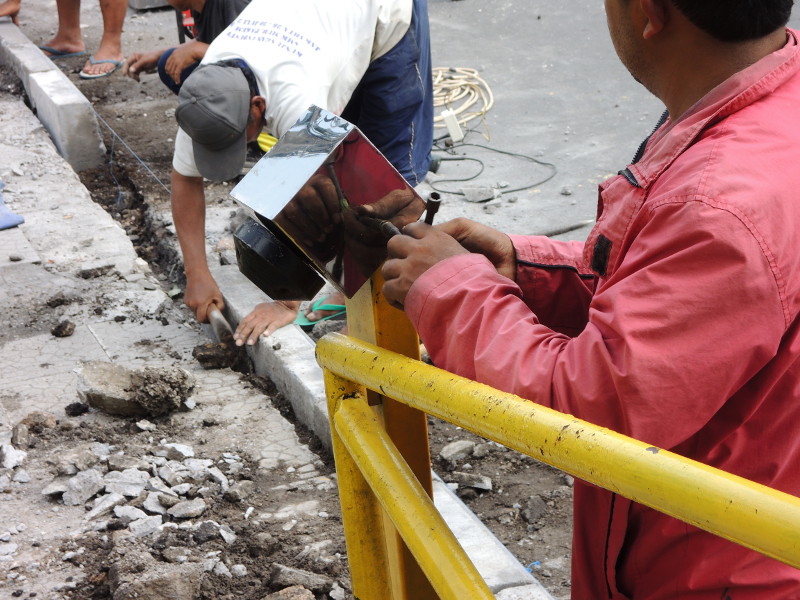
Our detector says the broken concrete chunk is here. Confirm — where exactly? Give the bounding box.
[104,469,150,497]
[270,563,332,594]
[77,362,195,418]
[447,471,493,492]
[10,424,29,448]
[0,444,26,469]
[41,479,69,497]
[76,362,140,417]
[130,366,195,417]
[114,505,148,523]
[168,497,207,519]
[85,492,126,520]
[162,443,194,461]
[143,492,167,515]
[129,515,163,538]
[262,586,315,600]
[63,469,105,506]
[439,440,475,464]
[134,419,156,432]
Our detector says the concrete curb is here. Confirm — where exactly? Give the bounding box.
[0,20,105,171]
[0,23,554,599]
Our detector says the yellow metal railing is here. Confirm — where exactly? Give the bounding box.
[317,332,800,599]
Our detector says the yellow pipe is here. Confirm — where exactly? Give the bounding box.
[323,372,394,600]
[316,333,800,569]
[331,389,495,600]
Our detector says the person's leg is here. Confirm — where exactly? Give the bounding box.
[343,0,433,186]
[80,0,126,77]
[0,0,21,26]
[40,0,86,56]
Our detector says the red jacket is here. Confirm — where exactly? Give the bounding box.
[407,30,800,599]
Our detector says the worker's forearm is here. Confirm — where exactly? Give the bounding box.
[170,169,209,278]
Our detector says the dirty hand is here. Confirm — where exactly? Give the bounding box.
[382,222,470,309]
[184,272,224,324]
[124,50,162,81]
[438,218,517,281]
[234,301,301,346]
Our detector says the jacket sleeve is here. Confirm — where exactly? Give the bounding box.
[405,200,786,449]
[508,235,595,336]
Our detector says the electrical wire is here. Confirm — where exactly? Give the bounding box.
[429,135,558,197]
[432,67,494,136]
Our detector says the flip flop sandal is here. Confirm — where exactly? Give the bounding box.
[294,298,346,331]
[79,56,125,80]
[38,45,87,59]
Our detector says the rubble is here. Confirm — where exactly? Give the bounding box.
[77,361,195,417]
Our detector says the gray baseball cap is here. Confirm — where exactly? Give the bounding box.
[175,63,251,182]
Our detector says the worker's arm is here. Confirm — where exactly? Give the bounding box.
[170,169,222,323]
[164,40,209,86]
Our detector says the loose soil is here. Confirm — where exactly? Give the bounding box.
[1,15,574,595]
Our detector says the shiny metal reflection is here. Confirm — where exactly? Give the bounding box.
[231,105,425,298]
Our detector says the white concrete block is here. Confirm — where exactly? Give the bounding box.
[27,70,105,171]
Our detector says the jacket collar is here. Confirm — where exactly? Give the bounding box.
[627,28,800,190]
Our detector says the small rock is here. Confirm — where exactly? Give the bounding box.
[168,497,207,519]
[230,564,247,577]
[11,470,30,483]
[219,524,236,545]
[162,547,190,563]
[64,402,89,417]
[135,419,156,432]
[85,493,126,520]
[262,586,315,600]
[439,440,475,464]
[143,492,167,515]
[41,480,68,497]
[104,469,150,497]
[51,320,76,337]
[10,424,29,448]
[223,480,254,502]
[0,444,26,469]
[129,515,162,537]
[447,471,493,492]
[63,469,105,506]
[162,443,194,461]
[270,563,332,593]
[114,505,147,523]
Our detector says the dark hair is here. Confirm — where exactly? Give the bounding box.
[671,0,793,42]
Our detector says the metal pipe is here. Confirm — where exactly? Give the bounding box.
[332,388,495,600]
[316,333,800,570]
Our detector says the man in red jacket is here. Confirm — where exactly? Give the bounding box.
[381,0,800,597]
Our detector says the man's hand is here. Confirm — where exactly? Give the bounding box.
[382,222,470,309]
[438,218,517,281]
[124,49,163,81]
[184,270,224,324]
[233,301,301,346]
[164,41,207,86]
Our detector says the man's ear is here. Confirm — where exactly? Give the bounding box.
[640,0,668,39]
[251,96,266,118]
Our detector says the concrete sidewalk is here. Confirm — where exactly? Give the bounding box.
[0,14,553,600]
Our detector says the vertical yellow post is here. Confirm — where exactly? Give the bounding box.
[323,371,394,600]
[345,271,438,600]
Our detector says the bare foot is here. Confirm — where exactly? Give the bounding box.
[0,0,21,25]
